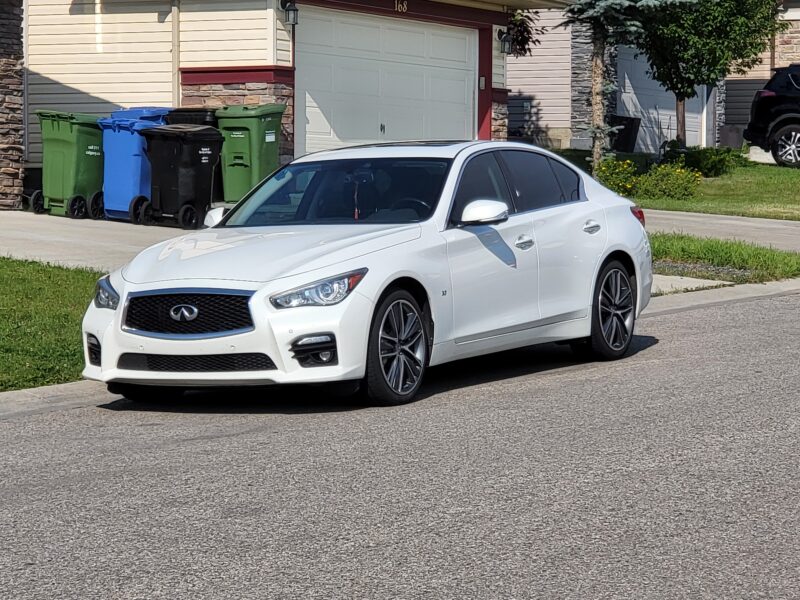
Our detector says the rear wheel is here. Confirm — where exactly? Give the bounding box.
[363,290,429,406]
[177,204,199,229]
[88,191,104,220]
[30,190,46,214]
[139,200,156,226]
[108,383,185,403]
[573,260,636,361]
[771,124,800,167]
[68,195,87,219]
[129,195,147,224]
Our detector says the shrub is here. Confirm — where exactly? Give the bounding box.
[663,142,748,177]
[635,160,702,201]
[595,158,639,196]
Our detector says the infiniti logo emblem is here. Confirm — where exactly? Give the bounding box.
[169,304,199,322]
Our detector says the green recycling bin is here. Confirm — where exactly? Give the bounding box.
[34,110,104,218]
[216,104,286,203]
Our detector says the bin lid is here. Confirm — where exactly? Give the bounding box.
[216,104,287,118]
[35,110,102,126]
[111,106,171,121]
[168,107,218,116]
[140,123,223,141]
[98,117,161,132]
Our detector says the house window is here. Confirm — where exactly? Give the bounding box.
[782,0,800,19]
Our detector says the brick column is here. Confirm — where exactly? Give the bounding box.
[0,1,24,210]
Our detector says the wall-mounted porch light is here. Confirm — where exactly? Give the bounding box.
[497,29,513,55]
[280,0,299,26]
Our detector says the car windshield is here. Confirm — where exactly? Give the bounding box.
[222,158,452,227]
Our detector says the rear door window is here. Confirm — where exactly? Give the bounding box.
[549,159,582,202]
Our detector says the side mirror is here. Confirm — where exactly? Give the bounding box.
[458,199,509,226]
[203,206,228,228]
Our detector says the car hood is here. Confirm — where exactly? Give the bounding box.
[121,224,422,285]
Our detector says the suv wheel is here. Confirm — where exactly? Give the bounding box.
[771,124,800,167]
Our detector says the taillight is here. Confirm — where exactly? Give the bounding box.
[630,206,645,227]
[755,89,777,100]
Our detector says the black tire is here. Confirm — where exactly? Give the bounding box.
[108,383,185,403]
[574,260,637,361]
[139,200,156,226]
[129,195,147,224]
[363,289,430,406]
[30,190,46,214]
[177,204,199,230]
[68,195,87,219]
[88,191,105,220]
[770,124,800,167]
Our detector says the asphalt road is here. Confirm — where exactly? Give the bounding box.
[1,294,799,599]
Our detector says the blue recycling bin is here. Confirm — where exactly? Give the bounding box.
[110,106,170,122]
[99,117,164,221]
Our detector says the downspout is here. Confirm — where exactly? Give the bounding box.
[172,0,180,106]
[22,0,29,163]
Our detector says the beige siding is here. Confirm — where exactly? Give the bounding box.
[275,8,293,67]
[179,0,270,67]
[26,0,173,166]
[492,25,506,89]
[505,9,571,133]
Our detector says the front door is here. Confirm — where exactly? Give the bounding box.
[443,152,540,344]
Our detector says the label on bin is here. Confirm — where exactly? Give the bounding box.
[231,132,246,138]
[199,146,213,164]
[265,131,276,143]
[85,145,101,157]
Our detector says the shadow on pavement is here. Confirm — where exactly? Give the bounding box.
[99,335,659,415]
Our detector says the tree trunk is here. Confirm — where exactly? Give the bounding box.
[676,96,686,147]
[591,26,606,172]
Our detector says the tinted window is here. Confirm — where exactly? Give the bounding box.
[500,151,563,211]
[549,158,582,202]
[451,152,511,223]
[223,158,451,227]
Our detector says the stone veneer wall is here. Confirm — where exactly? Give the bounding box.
[492,100,508,141]
[776,21,800,65]
[0,1,24,210]
[181,82,295,164]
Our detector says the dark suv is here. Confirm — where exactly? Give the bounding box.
[745,64,800,167]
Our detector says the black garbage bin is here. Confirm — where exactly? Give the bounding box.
[165,108,224,203]
[139,124,223,229]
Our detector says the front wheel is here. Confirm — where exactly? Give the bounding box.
[139,200,156,226]
[177,204,199,230]
[574,260,637,361]
[68,195,87,219]
[771,125,800,167]
[128,195,147,224]
[30,190,46,214]
[363,290,429,406]
[88,191,104,220]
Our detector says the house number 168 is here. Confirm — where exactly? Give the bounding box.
[394,0,408,13]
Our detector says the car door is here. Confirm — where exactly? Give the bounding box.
[442,151,541,344]
[499,150,607,321]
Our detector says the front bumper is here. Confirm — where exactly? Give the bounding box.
[82,286,374,387]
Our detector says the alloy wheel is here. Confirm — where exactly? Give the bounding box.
[379,299,426,395]
[598,268,634,351]
[777,130,800,164]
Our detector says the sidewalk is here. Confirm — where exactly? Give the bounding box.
[646,209,800,252]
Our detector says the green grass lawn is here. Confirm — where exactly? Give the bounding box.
[0,257,100,393]
[638,163,800,221]
[651,233,800,283]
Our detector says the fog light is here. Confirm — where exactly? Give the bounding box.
[290,333,338,367]
[86,334,102,367]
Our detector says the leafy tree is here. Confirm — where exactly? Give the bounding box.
[507,10,547,57]
[636,0,786,145]
[564,0,683,170]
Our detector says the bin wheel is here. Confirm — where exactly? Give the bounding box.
[68,195,87,219]
[88,191,104,220]
[139,200,156,226]
[31,190,46,214]
[129,196,147,225]
[178,204,200,230]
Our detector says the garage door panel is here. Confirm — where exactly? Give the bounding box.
[296,7,477,155]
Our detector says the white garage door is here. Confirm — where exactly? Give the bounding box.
[295,7,478,156]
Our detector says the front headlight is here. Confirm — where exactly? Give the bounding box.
[270,269,368,309]
[94,276,120,310]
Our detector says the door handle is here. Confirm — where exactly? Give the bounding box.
[583,220,602,234]
[515,235,535,250]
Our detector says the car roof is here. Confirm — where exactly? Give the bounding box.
[290,140,559,163]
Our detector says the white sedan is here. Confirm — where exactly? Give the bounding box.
[83,141,652,406]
